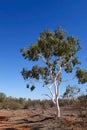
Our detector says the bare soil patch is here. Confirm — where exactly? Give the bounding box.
[0,107,87,130]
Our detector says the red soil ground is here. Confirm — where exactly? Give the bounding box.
[0,107,87,130]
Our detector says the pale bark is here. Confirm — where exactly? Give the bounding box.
[56,97,60,117]
[39,53,62,117]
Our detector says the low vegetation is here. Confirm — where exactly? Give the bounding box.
[0,92,87,111]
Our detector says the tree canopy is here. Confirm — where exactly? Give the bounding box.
[21,27,87,88]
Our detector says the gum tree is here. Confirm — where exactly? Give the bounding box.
[21,27,87,117]
[63,85,80,99]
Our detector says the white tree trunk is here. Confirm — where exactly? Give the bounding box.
[54,79,60,118]
[56,97,60,117]
[55,82,60,118]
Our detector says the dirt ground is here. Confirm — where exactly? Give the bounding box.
[0,106,87,130]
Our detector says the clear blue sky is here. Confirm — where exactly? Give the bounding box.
[0,0,87,99]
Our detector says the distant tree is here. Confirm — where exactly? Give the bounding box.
[63,85,80,99]
[0,92,6,102]
[21,26,87,117]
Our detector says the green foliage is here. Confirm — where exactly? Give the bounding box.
[63,85,80,99]
[30,85,35,91]
[0,92,6,102]
[76,68,87,83]
[21,27,81,63]
[21,26,85,90]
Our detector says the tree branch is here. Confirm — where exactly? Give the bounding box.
[62,76,76,82]
[48,85,54,98]
[64,56,73,66]
[38,53,47,64]
[42,94,52,99]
